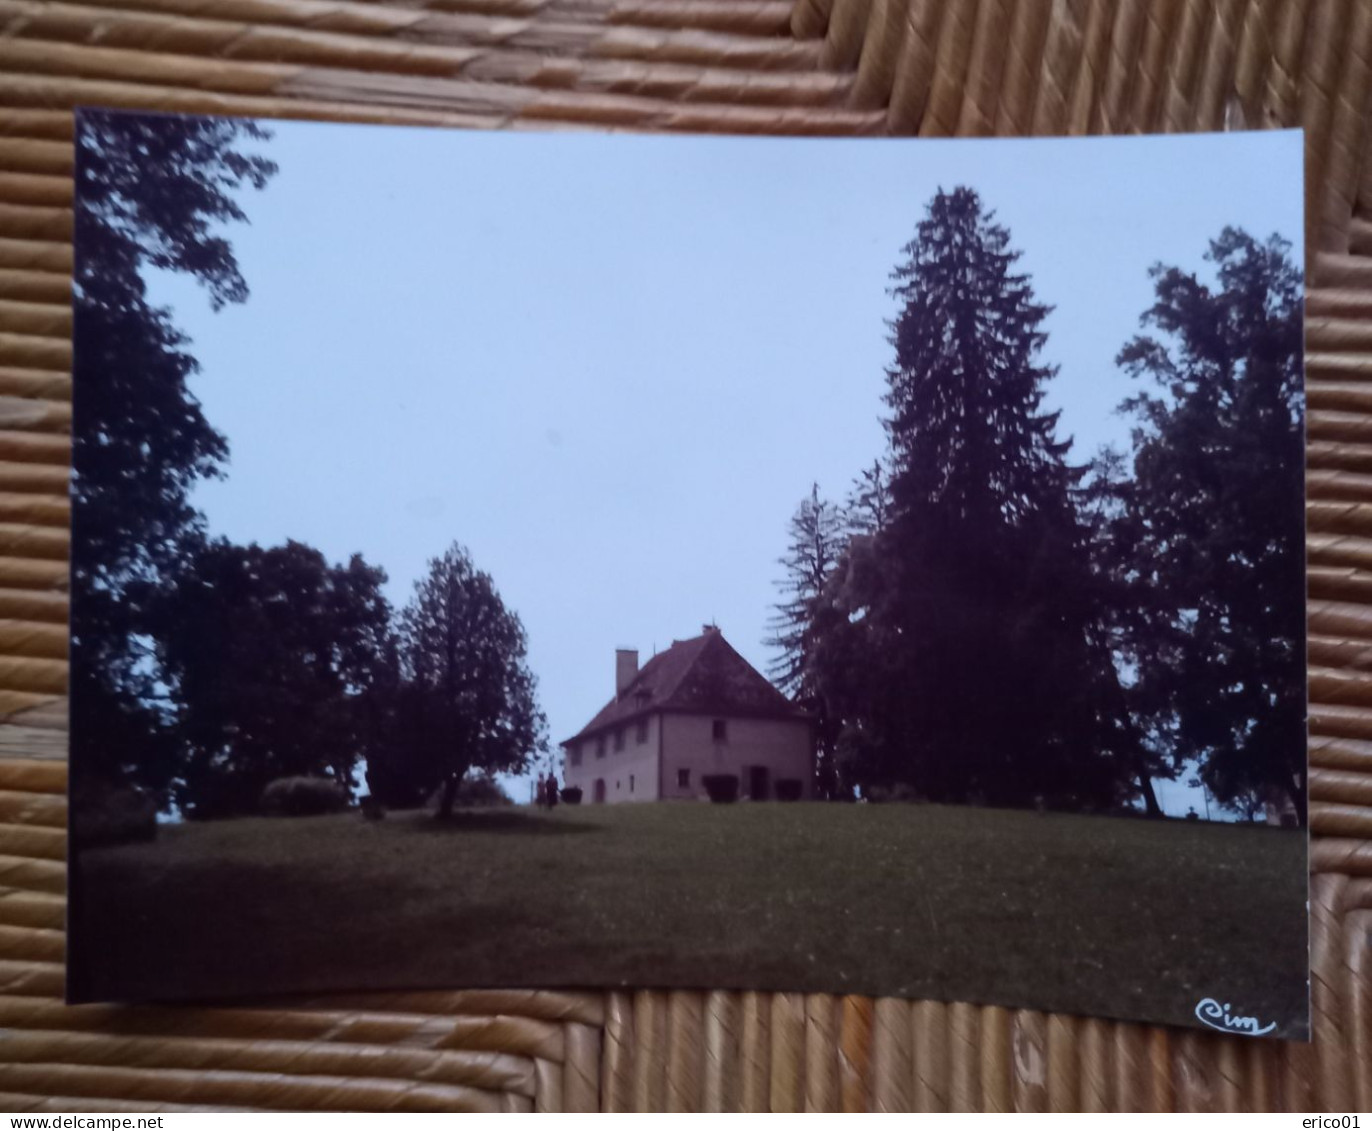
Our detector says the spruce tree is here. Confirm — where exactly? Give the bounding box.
[845,460,892,537]
[766,484,846,696]
[766,485,846,795]
[871,186,1129,809]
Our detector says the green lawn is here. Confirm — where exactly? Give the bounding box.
[73,802,1308,1036]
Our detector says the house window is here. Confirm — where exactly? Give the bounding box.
[712,719,727,742]
[614,727,625,752]
[569,744,582,767]
[596,736,606,759]
[636,718,649,744]
[678,768,690,788]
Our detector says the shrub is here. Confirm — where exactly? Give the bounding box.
[775,779,803,802]
[702,774,739,803]
[72,783,157,849]
[260,776,349,817]
[560,786,583,805]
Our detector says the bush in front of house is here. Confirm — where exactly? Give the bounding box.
[260,775,349,817]
[560,786,583,805]
[702,774,740,803]
[775,779,803,802]
[72,782,158,849]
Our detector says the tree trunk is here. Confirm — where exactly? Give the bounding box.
[1138,770,1163,818]
[437,775,458,820]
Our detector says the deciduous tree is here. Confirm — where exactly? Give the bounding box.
[147,540,394,818]
[70,110,277,796]
[1115,229,1305,821]
[389,543,547,818]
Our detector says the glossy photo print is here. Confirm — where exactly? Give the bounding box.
[67,111,1308,1038]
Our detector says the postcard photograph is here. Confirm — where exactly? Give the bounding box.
[67,111,1307,1039]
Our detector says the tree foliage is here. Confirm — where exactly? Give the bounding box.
[847,187,1131,809]
[370,544,547,817]
[146,540,394,818]
[70,110,277,792]
[772,189,1303,823]
[844,460,892,537]
[766,484,847,796]
[766,484,845,699]
[1113,229,1305,817]
[1073,448,1176,817]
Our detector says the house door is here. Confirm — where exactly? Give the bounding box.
[594,779,606,803]
[748,766,769,801]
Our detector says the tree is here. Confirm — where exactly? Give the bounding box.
[1115,228,1305,821]
[765,484,847,796]
[365,681,439,809]
[147,540,394,818]
[807,531,902,794]
[766,483,846,697]
[851,186,1132,809]
[389,543,547,818]
[1076,448,1178,817]
[69,110,277,795]
[844,459,892,537]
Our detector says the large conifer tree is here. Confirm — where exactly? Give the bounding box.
[870,187,1129,808]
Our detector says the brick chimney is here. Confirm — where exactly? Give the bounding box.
[616,648,639,698]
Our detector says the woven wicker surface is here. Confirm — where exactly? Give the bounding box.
[0,0,1369,1112]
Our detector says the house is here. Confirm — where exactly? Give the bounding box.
[560,625,815,803]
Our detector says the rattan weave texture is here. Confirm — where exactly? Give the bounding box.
[0,0,1368,1112]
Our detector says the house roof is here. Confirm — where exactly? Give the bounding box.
[561,628,808,747]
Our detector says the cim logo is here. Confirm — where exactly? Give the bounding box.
[1194,998,1278,1037]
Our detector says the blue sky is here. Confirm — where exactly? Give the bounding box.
[144,124,1302,815]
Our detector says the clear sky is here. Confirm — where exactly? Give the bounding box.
[144,123,1302,815]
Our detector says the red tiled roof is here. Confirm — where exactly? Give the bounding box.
[561,629,807,747]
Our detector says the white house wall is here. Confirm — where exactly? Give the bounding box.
[561,713,661,803]
[659,714,814,801]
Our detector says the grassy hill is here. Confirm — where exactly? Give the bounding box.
[73,801,1307,1036]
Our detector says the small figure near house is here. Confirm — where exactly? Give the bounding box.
[545,772,559,811]
[360,795,386,821]
[535,777,547,807]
